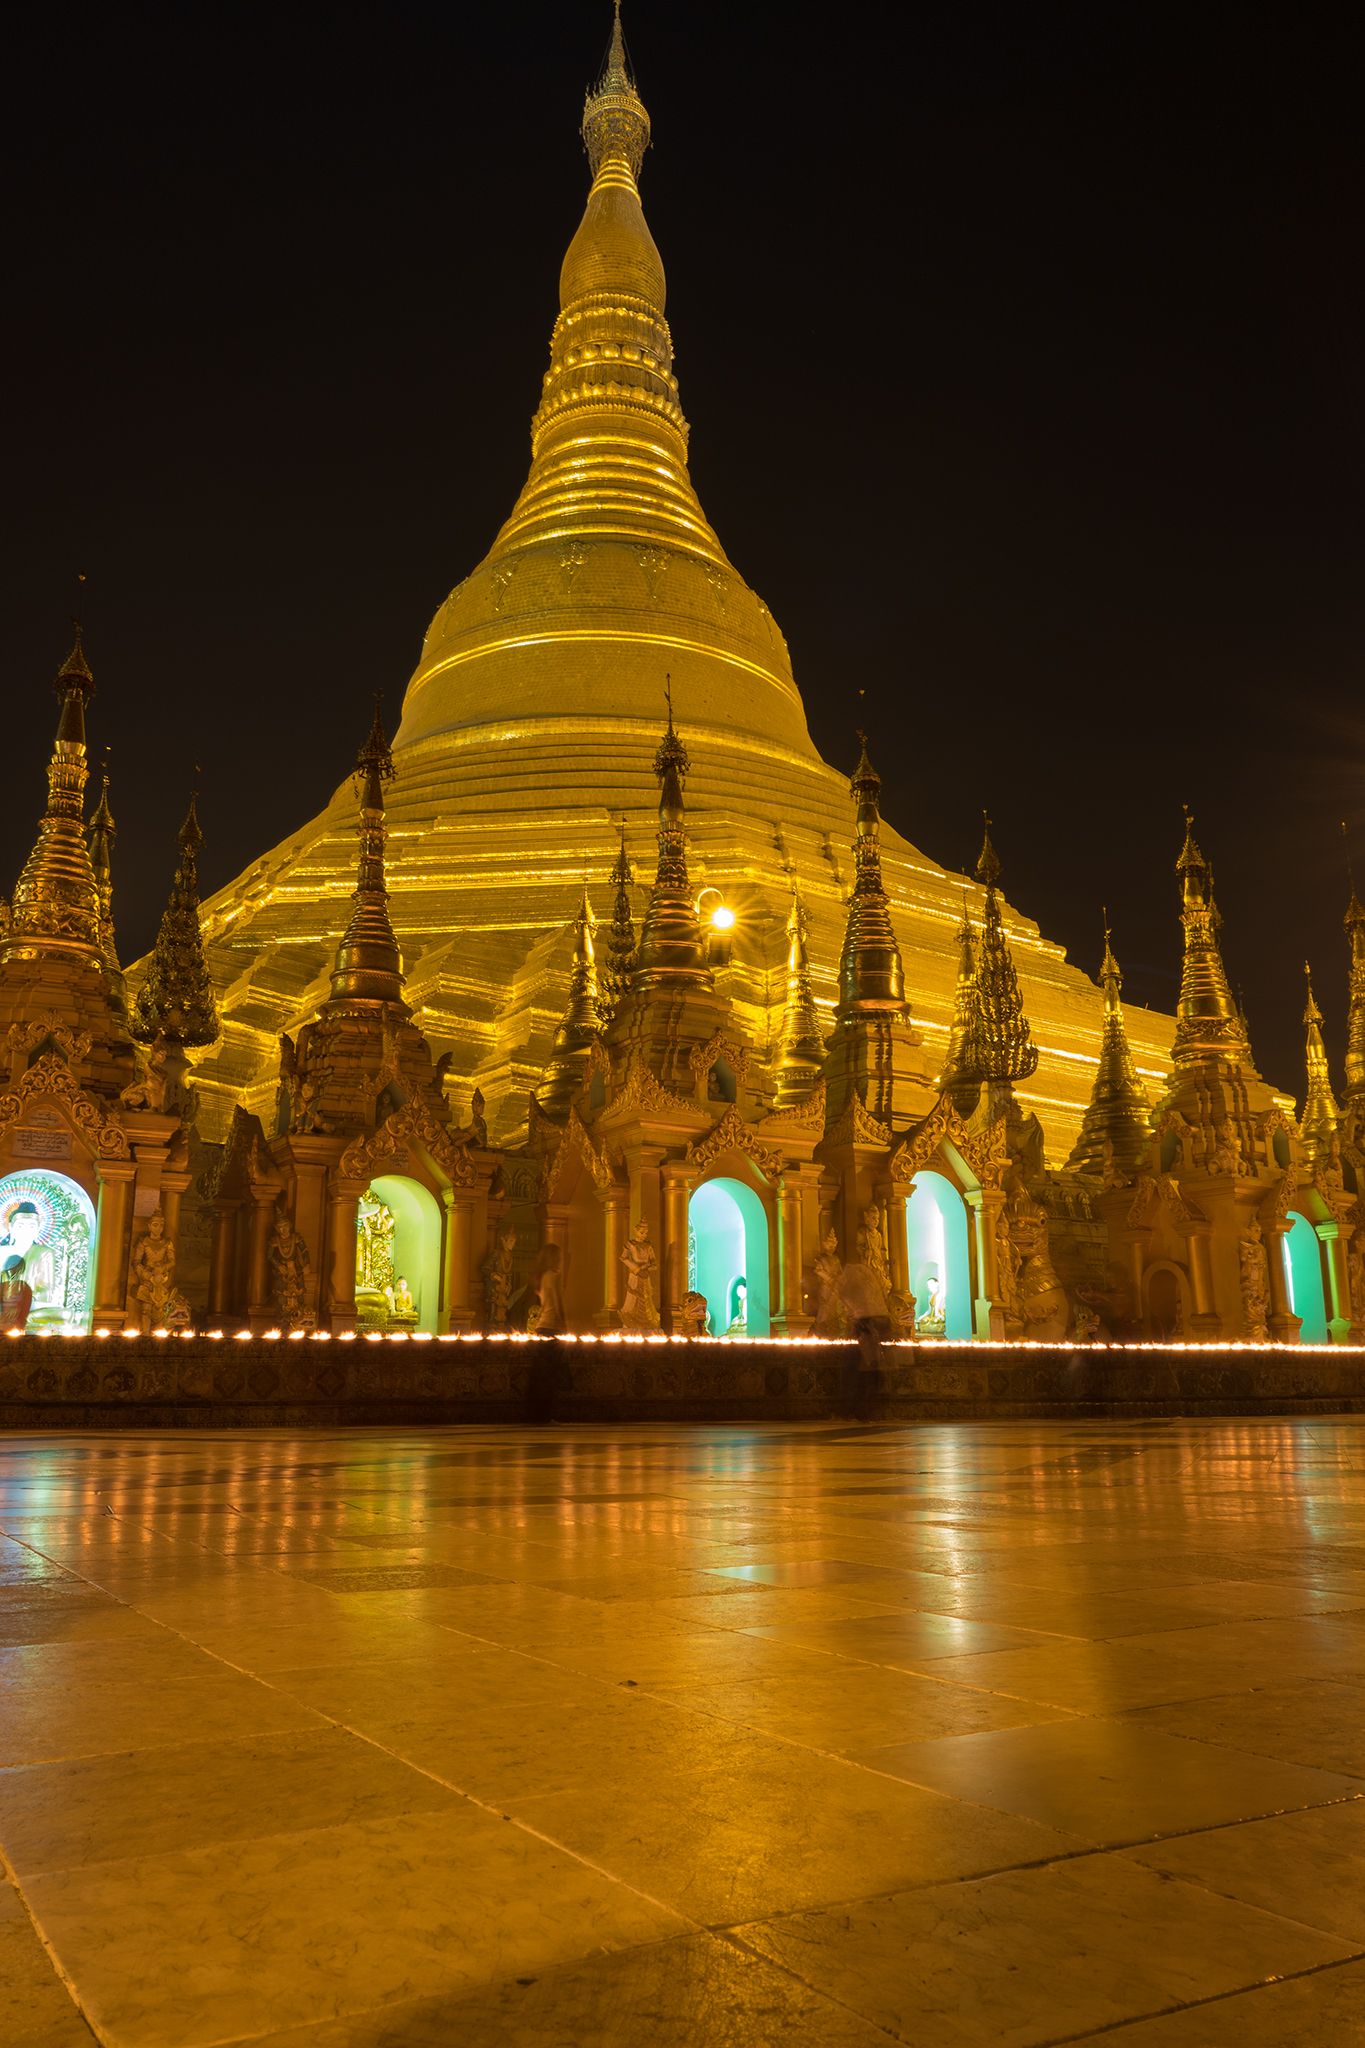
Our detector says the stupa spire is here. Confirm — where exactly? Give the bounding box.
[132,795,219,1047]
[536,885,602,1117]
[1300,962,1342,1162]
[774,886,825,1108]
[329,701,405,1007]
[1067,920,1152,1179]
[939,900,981,1116]
[85,763,128,1020]
[836,734,908,1017]
[1171,808,1252,1068]
[597,827,636,1023]
[6,627,103,960]
[631,684,711,988]
[960,815,1038,1097]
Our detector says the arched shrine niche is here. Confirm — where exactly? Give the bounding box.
[0,1170,96,1333]
[1283,1211,1328,1343]
[904,1170,973,1340]
[688,1176,770,1337]
[356,1175,441,1334]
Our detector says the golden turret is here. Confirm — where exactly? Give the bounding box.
[1300,963,1342,1162]
[630,690,711,989]
[536,886,602,1118]
[131,797,220,1048]
[1067,923,1152,1179]
[597,827,636,1023]
[960,816,1038,1094]
[1343,857,1365,1103]
[1172,809,1253,1069]
[329,702,406,1008]
[836,735,909,1018]
[85,767,127,1018]
[939,901,980,1116]
[774,886,825,1108]
[6,628,103,961]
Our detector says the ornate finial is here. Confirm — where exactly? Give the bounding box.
[939,904,981,1114]
[976,811,1000,889]
[1343,824,1365,1103]
[132,794,219,1047]
[1304,961,1322,1026]
[631,697,709,989]
[582,0,650,180]
[1301,958,1341,1162]
[329,703,405,1006]
[836,731,907,1018]
[1171,812,1249,1068]
[598,826,637,1022]
[5,627,103,960]
[536,884,602,1117]
[774,882,825,1109]
[1067,921,1152,1179]
[653,675,690,788]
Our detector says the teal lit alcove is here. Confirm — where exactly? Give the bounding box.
[1283,1211,1328,1343]
[366,1174,443,1334]
[688,1177,770,1337]
[905,1170,973,1340]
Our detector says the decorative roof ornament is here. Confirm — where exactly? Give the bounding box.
[6,626,103,960]
[1067,919,1152,1179]
[774,885,826,1108]
[1300,962,1342,1162]
[86,763,128,1019]
[329,699,405,1007]
[939,897,981,1115]
[132,794,219,1047]
[960,814,1038,1087]
[582,0,650,182]
[536,886,603,1118]
[631,680,710,989]
[598,826,636,1022]
[1171,807,1252,1068]
[835,732,909,1018]
[1342,823,1365,1102]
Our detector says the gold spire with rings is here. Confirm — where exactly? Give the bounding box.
[631,679,711,988]
[6,623,104,961]
[939,895,981,1115]
[597,825,637,1022]
[132,792,220,1047]
[85,757,128,1018]
[774,883,826,1108]
[1300,961,1342,1161]
[1171,806,1252,1067]
[1067,916,1152,1179]
[1341,823,1365,1102]
[960,813,1038,1089]
[536,884,603,1117]
[836,732,909,1017]
[328,700,406,1007]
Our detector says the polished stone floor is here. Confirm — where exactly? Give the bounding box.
[2,1422,1364,2046]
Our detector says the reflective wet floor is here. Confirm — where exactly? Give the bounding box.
[2,1420,1365,2046]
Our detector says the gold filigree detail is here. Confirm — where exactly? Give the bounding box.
[340,1095,477,1188]
[685,1107,783,1178]
[0,1052,129,1159]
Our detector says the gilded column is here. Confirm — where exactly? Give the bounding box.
[1186,1229,1218,1335]
[883,1186,910,1297]
[775,1174,806,1333]
[247,1191,277,1331]
[660,1161,691,1328]
[602,1184,627,1323]
[328,1187,361,1335]
[1317,1221,1351,1344]
[92,1165,135,1331]
[443,1191,475,1330]
[1265,1226,1298,1344]
[966,1188,1007,1340]
[208,1204,238,1320]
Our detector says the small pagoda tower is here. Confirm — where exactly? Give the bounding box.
[596,829,636,1025]
[772,887,825,1110]
[1067,924,1153,1182]
[938,904,981,1118]
[958,817,1039,1129]
[535,887,602,1119]
[1299,964,1342,1166]
[132,796,219,1057]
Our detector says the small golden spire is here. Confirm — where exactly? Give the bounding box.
[582,0,650,183]
[1341,824,1365,1102]
[939,896,981,1114]
[960,816,1037,1093]
[597,826,636,1022]
[6,627,103,961]
[631,684,710,988]
[85,760,127,1012]
[1067,920,1152,1179]
[774,884,825,1108]
[836,732,908,1017]
[536,885,602,1117]
[1301,961,1342,1162]
[328,700,405,1007]
[1171,808,1251,1068]
[132,794,219,1047]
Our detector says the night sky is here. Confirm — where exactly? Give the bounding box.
[5,3,1361,1096]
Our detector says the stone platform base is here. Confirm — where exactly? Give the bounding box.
[0,1332,1363,1427]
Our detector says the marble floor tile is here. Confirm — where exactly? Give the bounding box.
[856,1716,1359,1844]
[0,1879,96,2046]
[0,1727,465,1876]
[242,1931,893,2046]
[741,1607,1052,1662]
[736,1852,1354,2046]
[2,1668,325,1766]
[1064,1958,1365,2043]
[1122,1676,1365,1777]
[1125,1799,1365,1943]
[22,1806,685,2047]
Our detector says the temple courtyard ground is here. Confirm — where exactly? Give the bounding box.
[2,1422,1365,2046]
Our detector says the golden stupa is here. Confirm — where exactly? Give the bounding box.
[186,8,1176,1151]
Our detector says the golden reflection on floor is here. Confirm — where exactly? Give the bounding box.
[2,1420,1365,2046]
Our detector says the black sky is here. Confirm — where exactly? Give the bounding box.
[4,2,1361,1095]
